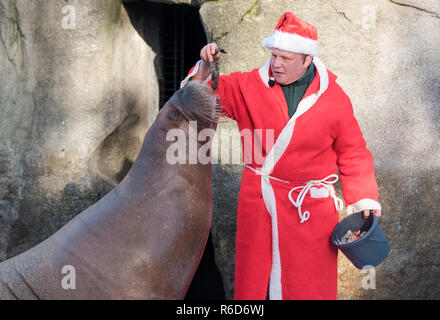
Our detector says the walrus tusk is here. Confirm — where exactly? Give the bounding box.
[0,82,219,300]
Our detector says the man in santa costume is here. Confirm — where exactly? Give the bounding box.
[181,12,382,300]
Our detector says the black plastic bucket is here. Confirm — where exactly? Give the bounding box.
[331,212,390,269]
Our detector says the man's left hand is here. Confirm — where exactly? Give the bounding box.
[363,209,381,219]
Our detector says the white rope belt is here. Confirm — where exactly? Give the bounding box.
[245,164,290,182]
[245,165,344,223]
[287,174,344,223]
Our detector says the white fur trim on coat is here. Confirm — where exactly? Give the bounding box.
[346,199,382,215]
[261,175,283,300]
[258,58,271,87]
[262,56,328,175]
[180,60,212,88]
[260,56,329,300]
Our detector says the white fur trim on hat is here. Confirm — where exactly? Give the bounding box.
[263,30,318,56]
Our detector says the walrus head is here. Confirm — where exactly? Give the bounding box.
[159,81,220,131]
[130,81,220,179]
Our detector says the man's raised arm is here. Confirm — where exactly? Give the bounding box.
[181,43,221,87]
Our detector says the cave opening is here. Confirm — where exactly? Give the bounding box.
[123,1,225,301]
[160,4,207,107]
[123,1,207,108]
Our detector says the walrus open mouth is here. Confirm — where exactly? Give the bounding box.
[170,82,220,129]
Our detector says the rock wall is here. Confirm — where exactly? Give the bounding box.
[202,0,440,299]
[0,0,159,259]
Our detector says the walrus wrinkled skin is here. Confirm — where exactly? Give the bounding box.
[0,82,219,299]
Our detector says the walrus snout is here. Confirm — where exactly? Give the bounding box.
[169,82,220,129]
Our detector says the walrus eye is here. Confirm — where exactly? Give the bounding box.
[168,106,183,122]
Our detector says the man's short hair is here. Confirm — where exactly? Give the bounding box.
[302,54,310,64]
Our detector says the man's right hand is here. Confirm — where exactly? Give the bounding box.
[200,42,220,63]
[191,43,220,81]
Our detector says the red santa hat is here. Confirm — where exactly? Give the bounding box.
[263,12,318,56]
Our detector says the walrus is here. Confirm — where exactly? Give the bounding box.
[0,81,220,299]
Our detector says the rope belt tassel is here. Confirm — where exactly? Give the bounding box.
[288,174,344,223]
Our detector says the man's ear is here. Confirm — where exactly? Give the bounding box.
[304,55,313,68]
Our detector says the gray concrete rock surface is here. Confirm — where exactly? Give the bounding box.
[0,0,158,258]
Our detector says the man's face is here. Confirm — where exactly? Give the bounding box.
[270,48,311,85]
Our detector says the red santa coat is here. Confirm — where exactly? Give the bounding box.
[181,57,381,300]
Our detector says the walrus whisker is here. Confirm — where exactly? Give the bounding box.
[15,270,41,300]
[167,82,219,128]
[179,82,219,127]
[0,278,19,300]
[173,105,193,123]
[60,245,124,295]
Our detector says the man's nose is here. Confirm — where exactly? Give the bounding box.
[272,57,282,69]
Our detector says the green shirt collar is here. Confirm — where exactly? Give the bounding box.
[282,63,315,87]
